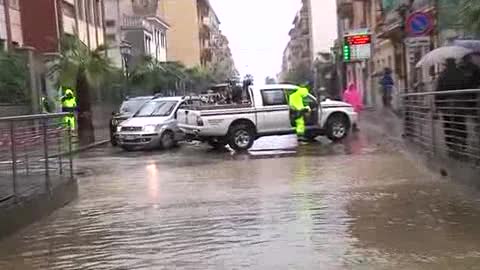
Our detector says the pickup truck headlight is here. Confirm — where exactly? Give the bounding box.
[143,125,157,133]
[116,126,122,132]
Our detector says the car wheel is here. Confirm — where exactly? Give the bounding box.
[160,131,175,149]
[110,137,118,146]
[326,114,349,142]
[228,123,255,151]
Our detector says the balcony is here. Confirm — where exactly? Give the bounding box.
[337,0,353,19]
[122,16,149,31]
[201,48,213,65]
[202,17,211,27]
[376,10,403,41]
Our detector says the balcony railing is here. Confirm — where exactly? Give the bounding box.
[122,15,149,30]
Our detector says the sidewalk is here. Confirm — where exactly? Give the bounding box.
[359,108,404,143]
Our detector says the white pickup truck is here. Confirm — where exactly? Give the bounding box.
[178,84,358,151]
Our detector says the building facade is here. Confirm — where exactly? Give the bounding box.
[208,32,238,81]
[157,0,218,68]
[19,0,105,53]
[104,0,169,67]
[0,0,23,49]
[279,1,311,82]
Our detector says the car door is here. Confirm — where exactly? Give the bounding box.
[256,89,292,134]
[304,94,320,127]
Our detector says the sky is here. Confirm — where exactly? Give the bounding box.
[209,0,338,83]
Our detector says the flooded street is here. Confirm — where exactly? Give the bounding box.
[1,131,480,269]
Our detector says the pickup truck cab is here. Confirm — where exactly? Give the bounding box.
[178,84,358,151]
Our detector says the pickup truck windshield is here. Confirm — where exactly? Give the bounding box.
[134,101,177,117]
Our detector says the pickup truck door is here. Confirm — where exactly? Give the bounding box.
[256,89,292,134]
[304,94,320,127]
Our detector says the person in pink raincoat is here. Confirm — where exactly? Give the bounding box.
[343,83,363,131]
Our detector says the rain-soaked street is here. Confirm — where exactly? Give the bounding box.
[1,124,480,269]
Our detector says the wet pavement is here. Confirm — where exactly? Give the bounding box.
[1,126,480,269]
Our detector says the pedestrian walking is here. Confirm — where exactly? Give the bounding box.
[379,68,394,108]
[436,58,469,159]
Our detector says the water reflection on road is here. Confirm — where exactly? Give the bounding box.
[1,132,480,269]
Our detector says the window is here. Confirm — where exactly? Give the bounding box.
[63,2,76,18]
[78,0,84,20]
[261,89,286,106]
[86,0,93,23]
[9,0,19,9]
[105,20,115,27]
[106,34,116,44]
[95,0,102,26]
[161,32,166,48]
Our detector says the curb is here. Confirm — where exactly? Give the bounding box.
[51,139,110,158]
[72,139,110,154]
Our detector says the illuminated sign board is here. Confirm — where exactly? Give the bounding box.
[343,34,372,62]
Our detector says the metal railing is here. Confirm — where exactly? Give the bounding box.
[403,89,480,166]
[0,113,74,204]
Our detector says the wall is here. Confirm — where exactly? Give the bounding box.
[0,104,29,116]
[0,4,6,42]
[308,0,337,62]
[19,0,59,53]
[159,0,201,67]
[8,5,22,44]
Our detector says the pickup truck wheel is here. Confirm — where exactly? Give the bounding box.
[160,131,175,149]
[326,115,349,142]
[228,124,255,151]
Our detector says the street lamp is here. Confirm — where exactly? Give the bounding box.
[120,41,132,96]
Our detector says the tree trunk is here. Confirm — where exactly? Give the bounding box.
[76,71,95,145]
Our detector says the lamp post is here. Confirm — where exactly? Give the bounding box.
[120,41,132,97]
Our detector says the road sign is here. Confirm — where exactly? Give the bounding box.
[405,36,431,47]
[406,12,433,37]
[343,33,372,62]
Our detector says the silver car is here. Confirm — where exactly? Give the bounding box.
[116,96,201,151]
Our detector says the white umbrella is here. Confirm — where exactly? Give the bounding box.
[416,46,473,68]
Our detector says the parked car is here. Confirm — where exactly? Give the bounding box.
[177,84,358,151]
[110,96,154,145]
[116,96,202,151]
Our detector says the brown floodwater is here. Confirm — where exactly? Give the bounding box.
[1,133,480,269]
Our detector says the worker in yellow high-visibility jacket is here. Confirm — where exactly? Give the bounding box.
[61,88,77,130]
[289,86,311,142]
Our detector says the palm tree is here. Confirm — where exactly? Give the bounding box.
[0,50,28,104]
[461,0,480,34]
[130,58,188,95]
[50,36,113,145]
[185,66,215,93]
